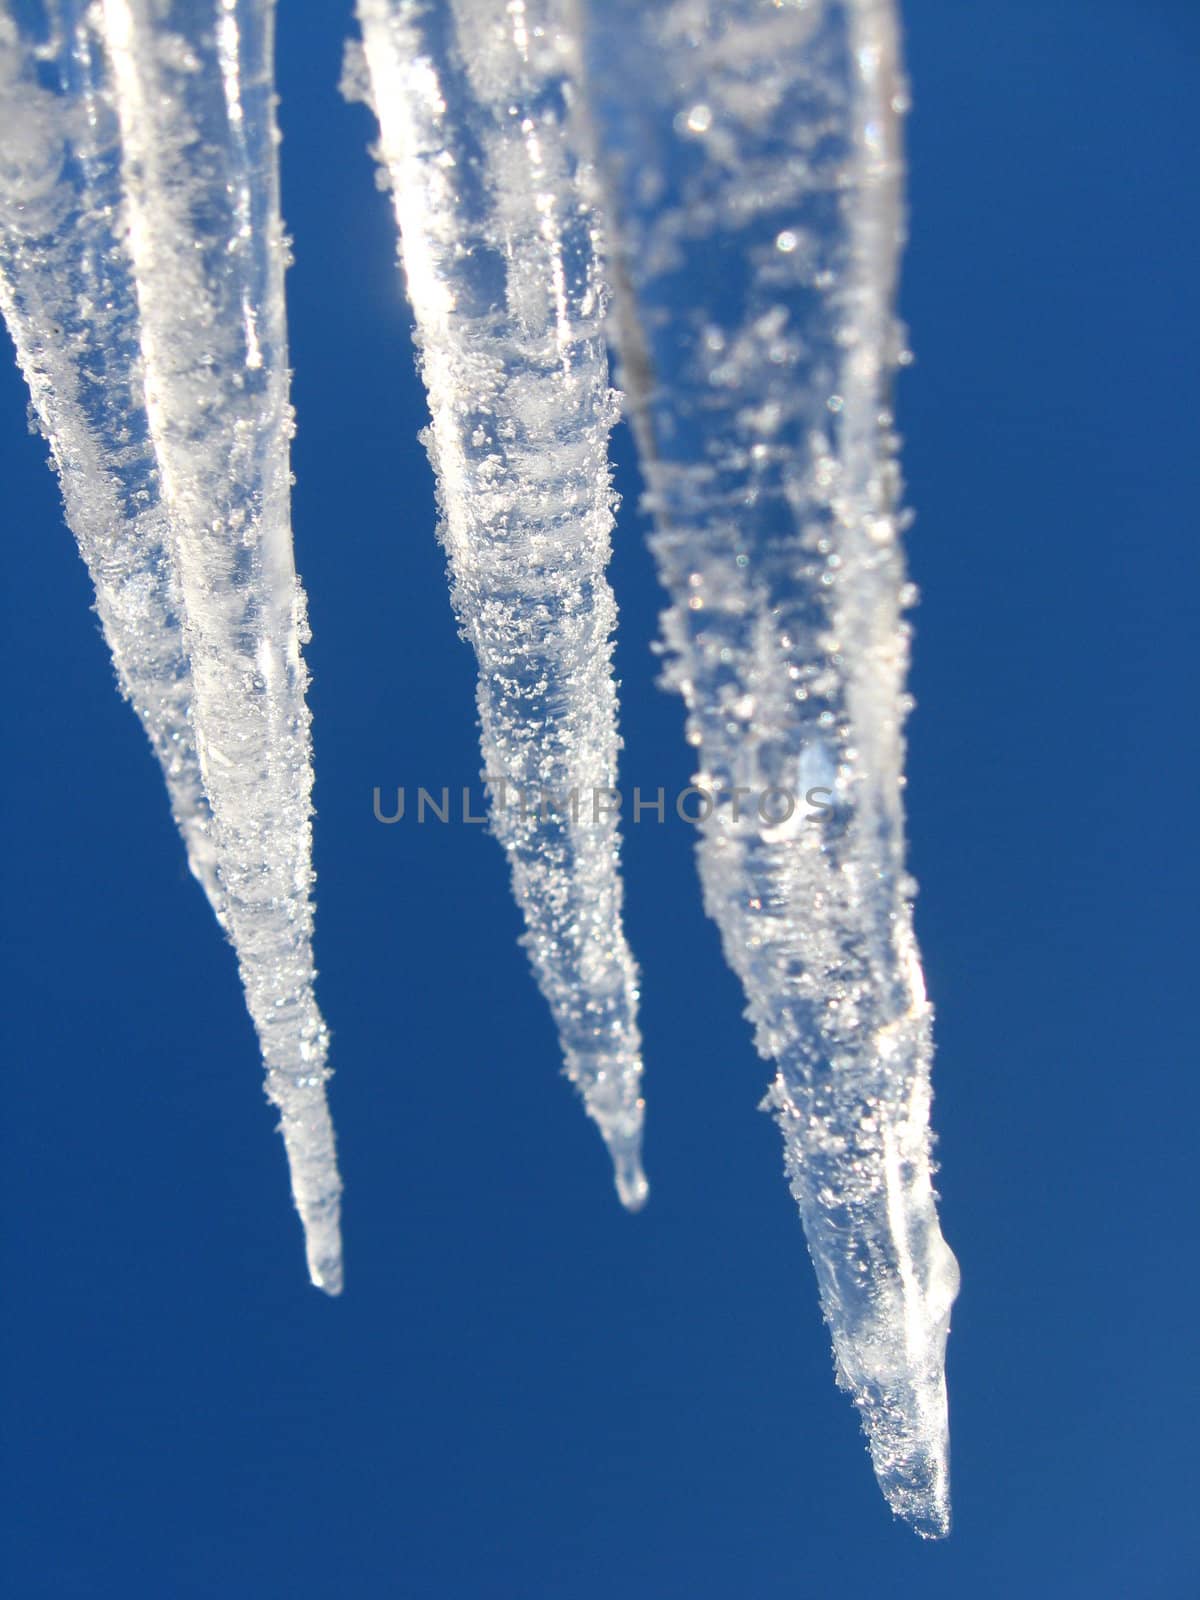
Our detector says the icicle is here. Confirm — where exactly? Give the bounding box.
[349,0,646,1207]
[570,0,958,1533]
[0,1,342,1293]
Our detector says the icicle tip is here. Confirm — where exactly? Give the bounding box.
[882,1454,951,1541]
[605,1133,649,1213]
[295,1191,344,1296]
[305,1236,344,1298]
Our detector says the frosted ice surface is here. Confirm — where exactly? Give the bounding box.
[0,6,222,914]
[0,0,342,1293]
[350,0,646,1206]
[571,0,958,1533]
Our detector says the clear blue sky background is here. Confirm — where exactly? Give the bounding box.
[1,2,1197,1595]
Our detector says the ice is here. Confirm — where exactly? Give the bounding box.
[0,6,222,914]
[0,0,342,1293]
[1,0,957,1519]
[349,0,646,1206]
[570,0,958,1534]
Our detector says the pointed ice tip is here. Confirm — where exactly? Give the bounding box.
[301,1214,344,1295]
[308,1250,344,1297]
[606,1136,649,1211]
[614,1157,649,1213]
[887,1473,950,1539]
[894,1493,950,1541]
[873,1434,951,1539]
[912,1504,950,1541]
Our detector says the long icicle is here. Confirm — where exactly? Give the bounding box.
[0,0,342,1292]
[570,0,958,1532]
[349,0,646,1206]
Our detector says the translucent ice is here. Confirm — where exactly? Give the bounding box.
[0,0,342,1292]
[349,0,646,1206]
[1,0,958,1525]
[570,0,958,1533]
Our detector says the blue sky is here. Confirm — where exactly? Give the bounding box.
[1,2,1197,1595]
